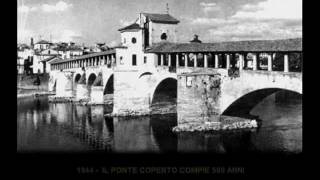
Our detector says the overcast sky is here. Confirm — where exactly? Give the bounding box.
[18,0,302,46]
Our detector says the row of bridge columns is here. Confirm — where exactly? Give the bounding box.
[158,53,291,73]
[52,54,116,70]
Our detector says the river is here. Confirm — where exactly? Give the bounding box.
[17,92,302,153]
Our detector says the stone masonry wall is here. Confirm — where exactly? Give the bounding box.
[177,69,227,125]
[113,70,151,116]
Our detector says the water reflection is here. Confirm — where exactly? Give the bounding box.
[17,93,302,153]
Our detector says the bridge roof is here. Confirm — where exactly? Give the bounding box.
[146,38,302,53]
[49,49,116,64]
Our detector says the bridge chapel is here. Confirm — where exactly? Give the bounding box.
[116,13,179,69]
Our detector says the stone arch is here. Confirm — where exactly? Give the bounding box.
[87,73,97,86]
[103,74,114,95]
[74,73,81,83]
[138,72,152,79]
[221,88,302,118]
[150,77,177,105]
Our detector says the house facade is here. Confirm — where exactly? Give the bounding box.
[17,45,34,74]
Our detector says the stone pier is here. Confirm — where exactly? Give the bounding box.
[90,86,104,104]
[177,69,225,125]
[112,71,151,116]
[55,71,74,98]
[76,84,90,101]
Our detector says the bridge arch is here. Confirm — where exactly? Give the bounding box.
[139,72,152,79]
[150,77,177,105]
[221,88,302,118]
[104,74,114,95]
[74,73,81,83]
[87,73,97,86]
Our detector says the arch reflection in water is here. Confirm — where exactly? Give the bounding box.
[17,94,302,153]
[113,116,160,152]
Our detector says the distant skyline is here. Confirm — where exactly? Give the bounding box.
[18,0,302,46]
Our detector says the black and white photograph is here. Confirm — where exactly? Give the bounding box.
[16,0,303,176]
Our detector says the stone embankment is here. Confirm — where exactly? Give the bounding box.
[17,91,54,98]
[172,115,258,132]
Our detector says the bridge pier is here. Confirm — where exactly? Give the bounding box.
[112,71,151,116]
[55,71,74,98]
[76,84,90,101]
[90,86,104,104]
[177,69,227,125]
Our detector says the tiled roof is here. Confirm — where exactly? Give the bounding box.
[146,38,302,53]
[50,49,116,64]
[118,23,142,31]
[142,13,179,24]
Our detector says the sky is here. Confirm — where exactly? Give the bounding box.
[18,0,302,46]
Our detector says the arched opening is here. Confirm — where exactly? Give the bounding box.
[222,88,302,153]
[222,88,302,119]
[87,73,96,86]
[139,72,152,78]
[74,74,81,83]
[151,78,177,114]
[104,74,114,95]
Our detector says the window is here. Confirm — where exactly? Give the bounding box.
[131,37,137,44]
[144,56,147,64]
[120,56,124,64]
[186,76,192,87]
[161,33,167,40]
[123,38,126,44]
[132,54,137,66]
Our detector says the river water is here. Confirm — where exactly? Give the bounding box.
[17,93,302,153]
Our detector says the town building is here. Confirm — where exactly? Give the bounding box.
[17,43,34,74]
[18,39,87,74]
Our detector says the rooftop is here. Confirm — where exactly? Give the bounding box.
[50,49,116,64]
[142,13,179,24]
[118,23,142,32]
[53,46,83,52]
[146,38,302,53]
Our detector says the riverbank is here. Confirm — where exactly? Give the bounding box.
[17,74,50,98]
[17,88,54,99]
